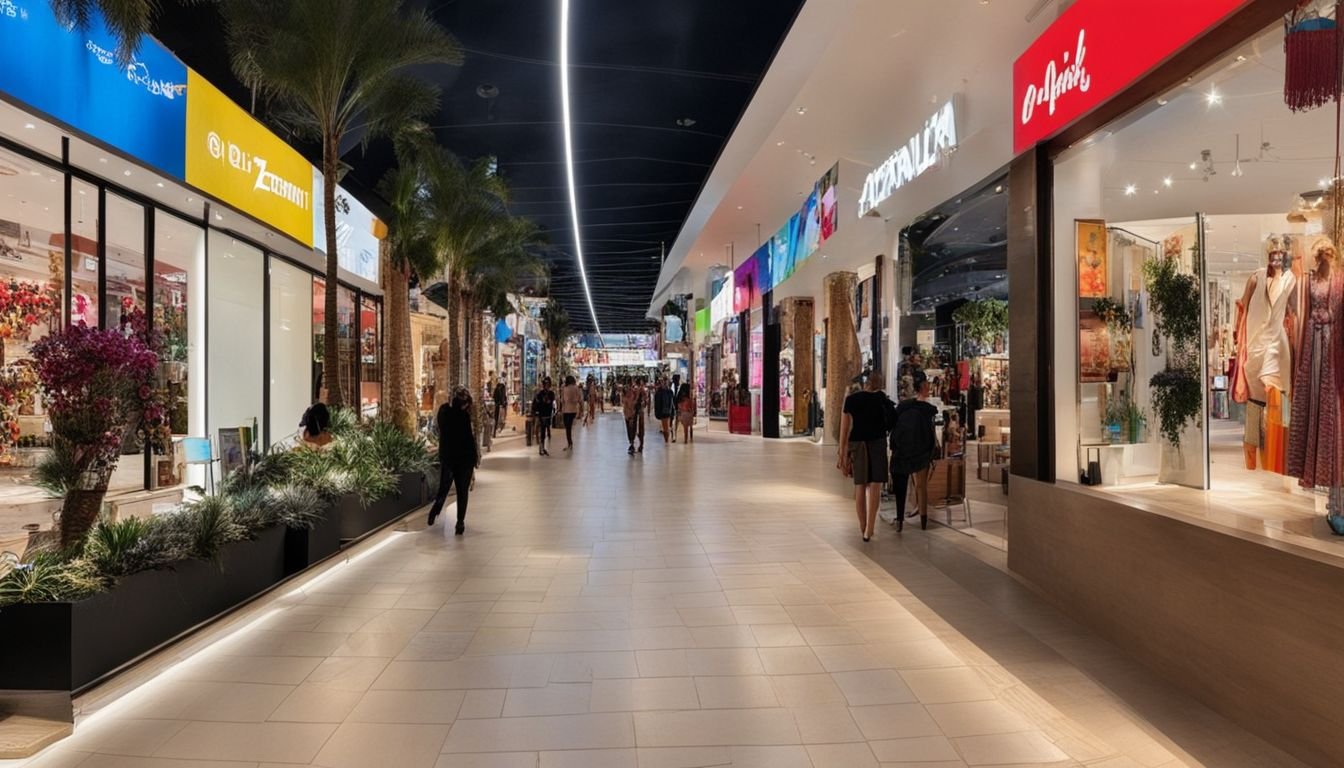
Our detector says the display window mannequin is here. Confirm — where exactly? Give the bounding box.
[1234,234,1297,470]
[1286,236,1344,514]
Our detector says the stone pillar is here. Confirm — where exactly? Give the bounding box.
[823,271,859,445]
[778,297,816,435]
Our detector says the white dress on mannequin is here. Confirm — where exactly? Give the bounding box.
[1242,266,1296,402]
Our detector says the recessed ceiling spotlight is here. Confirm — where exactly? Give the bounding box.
[98,157,107,163]
[775,141,785,147]
[1124,184,1137,196]
[22,123,34,130]
[1153,189,1160,194]
[123,169,132,177]
[1156,98,1169,106]
[156,182,164,188]
[1236,55,1247,62]
[1189,162,1198,170]
[795,106,807,115]
[1205,88,1222,106]
[675,117,696,127]
[214,212,223,221]
[994,185,1004,194]
[187,196,194,202]
[1163,176,1173,187]
[736,205,743,210]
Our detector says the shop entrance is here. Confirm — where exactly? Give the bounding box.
[897,172,1010,547]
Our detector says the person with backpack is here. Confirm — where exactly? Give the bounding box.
[531,377,557,456]
[837,370,895,542]
[890,369,939,531]
[653,376,676,443]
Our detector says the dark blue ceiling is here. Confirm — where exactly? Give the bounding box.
[154,0,804,332]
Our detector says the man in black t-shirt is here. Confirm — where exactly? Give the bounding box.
[837,371,895,542]
[531,377,557,456]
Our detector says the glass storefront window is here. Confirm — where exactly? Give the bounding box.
[154,214,205,441]
[360,296,381,417]
[70,179,98,327]
[270,259,313,446]
[105,192,145,323]
[0,147,62,367]
[312,277,358,408]
[1051,19,1337,522]
[207,231,263,465]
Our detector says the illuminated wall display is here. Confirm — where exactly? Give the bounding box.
[710,271,734,325]
[313,169,382,284]
[185,70,314,246]
[857,100,958,218]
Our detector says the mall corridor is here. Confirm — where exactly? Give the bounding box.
[14,416,1307,768]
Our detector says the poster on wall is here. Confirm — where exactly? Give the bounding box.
[218,427,246,479]
[763,164,841,294]
[1077,220,1108,298]
[1079,309,1115,383]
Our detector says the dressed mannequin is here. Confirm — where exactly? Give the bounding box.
[1286,236,1344,498]
[1234,235,1297,470]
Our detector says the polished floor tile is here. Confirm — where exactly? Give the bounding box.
[40,420,1303,768]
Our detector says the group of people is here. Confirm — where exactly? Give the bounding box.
[839,369,938,541]
[620,375,695,455]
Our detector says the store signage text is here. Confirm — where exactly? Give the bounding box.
[857,101,957,218]
[1013,0,1247,153]
[186,70,314,246]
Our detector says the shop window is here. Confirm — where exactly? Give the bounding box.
[105,192,145,321]
[311,277,357,409]
[360,295,381,417]
[269,259,313,446]
[70,179,98,327]
[154,214,204,442]
[1051,20,1338,527]
[206,231,263,466]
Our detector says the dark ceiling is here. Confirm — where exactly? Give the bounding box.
[154,0,803,333]
[903,171,1010,314]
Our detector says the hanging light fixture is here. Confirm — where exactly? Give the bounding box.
[1231,134,1245,177]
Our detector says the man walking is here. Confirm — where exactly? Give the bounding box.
[622,376,646,455]
[492,377,509,436]
[531,377,557,456]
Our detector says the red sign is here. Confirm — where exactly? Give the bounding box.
[1013,0,1249,153]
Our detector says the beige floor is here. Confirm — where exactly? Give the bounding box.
[6,414,1307,768]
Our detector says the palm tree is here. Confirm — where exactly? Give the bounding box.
[51,0,167,62]
[220,0,461,408]
[376,134,439,434]
[539,297,572,380]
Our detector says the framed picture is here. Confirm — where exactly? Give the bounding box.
[1076,219,1108,298]
[218,427,246,480]
[1079,309,1114,383]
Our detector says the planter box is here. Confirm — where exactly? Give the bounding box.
[0,525,287,692]
[337,472,426,542]
[283,513,341,576]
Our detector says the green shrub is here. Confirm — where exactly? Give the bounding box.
[365,419,434,476]
[0,551,102,607]
[83,516,168,578]
[268,484,325,530]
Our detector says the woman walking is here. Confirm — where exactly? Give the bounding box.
[675,383,695,443]
[531,377,557,456]
[890,370,938,531]
[560,375,583,450]
[654,377,675,443]
[427,387,480,536]
[837,371,895,542]
[621,376,646,455]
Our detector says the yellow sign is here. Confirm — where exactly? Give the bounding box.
[185,70,313,246]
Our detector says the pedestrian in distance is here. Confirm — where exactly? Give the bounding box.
[492,378,508,436]
[622,376,646,455]
[532,376,557,456]
[890,369,939,531]
[837,370,896,542]
[560,375,582,450]
[426,387,480,536]
[654,376,675,443]
[675,383,695,444]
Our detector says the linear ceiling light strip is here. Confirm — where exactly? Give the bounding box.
[559,0,603,337]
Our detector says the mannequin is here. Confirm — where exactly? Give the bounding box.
[1286,236,1344,497]
[1234,235,1297,470]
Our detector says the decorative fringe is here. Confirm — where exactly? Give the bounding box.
[1285,26,1342,112]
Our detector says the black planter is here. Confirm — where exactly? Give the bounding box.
[0,525,287,692]
[283,513,341,576]
[337,472,426,542]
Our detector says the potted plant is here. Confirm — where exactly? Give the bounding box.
[952,299,1009,355]
[1142,253,1202,451]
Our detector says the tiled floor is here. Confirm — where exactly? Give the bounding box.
[7,414,1309,767]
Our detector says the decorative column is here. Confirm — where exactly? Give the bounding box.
[791,298,815,434]
[824,271,859,444]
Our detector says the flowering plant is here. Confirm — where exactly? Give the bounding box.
[32,324,159,548]
[0,360,38,458]
[0,279,57,340]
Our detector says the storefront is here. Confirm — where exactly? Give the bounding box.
[1006,1,1343,764]
[0,6,383,544]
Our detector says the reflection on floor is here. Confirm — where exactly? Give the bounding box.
[10,415,1307,768]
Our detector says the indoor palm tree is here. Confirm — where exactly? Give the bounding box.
[220,0,462,408]
[539,297,572,379]
[51,0,168,62]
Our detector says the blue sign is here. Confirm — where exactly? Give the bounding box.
[0,1,187,178]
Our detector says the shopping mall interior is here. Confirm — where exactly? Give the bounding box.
[0,0,1343,766]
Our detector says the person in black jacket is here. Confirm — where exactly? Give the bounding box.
[890,370,939,531]
[427,387,480,536]
[531,377,557,456]
[838,371,896,542]
[653,377,675,443]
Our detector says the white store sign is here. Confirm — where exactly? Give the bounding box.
[857,100,958,218]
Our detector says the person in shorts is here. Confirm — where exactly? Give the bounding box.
[837,371,895,542]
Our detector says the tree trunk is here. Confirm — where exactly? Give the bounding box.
[445,281,461,402]
[380,240,415,435]
[322,134,344,408]
[467,296,487,437]
[58,460,112,551]
[824,271,860,445]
